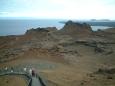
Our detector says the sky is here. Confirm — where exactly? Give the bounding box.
[0,0,115,19]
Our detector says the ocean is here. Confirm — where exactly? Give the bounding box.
[0,19,64,36]
[0,19,113,36]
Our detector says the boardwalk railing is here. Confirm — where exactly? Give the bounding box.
[0,68,47,86]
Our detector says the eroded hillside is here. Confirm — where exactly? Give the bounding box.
[0,21,115,86]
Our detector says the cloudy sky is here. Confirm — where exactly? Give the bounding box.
[0,0,115,19]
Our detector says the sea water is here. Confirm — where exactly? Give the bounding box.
[0,19,112,36]
[0,19,64,36]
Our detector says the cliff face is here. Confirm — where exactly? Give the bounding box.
[60,20,92,38]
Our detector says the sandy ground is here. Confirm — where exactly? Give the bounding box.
[0,44,115,86]
[0,75,27,86]
[0,30,115,86]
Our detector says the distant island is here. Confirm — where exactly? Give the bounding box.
[90,19,111,21]
[59,20,115,27]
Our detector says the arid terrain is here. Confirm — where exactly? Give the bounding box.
[0,75,27,86]
[0,20,115,86]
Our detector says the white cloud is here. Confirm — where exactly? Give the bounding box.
[0,0,115,19]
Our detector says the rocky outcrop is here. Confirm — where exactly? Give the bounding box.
[23,27,59,49]
[60,20,93,38]
[94,28,115,42]
[75,40,114,55]
[96,68,115,74]
[26,27,57,35]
